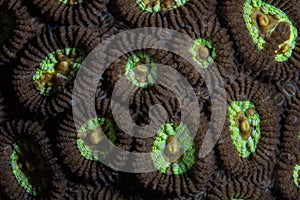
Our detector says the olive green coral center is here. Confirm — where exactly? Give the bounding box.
[150,122,195,175]
[190,38,216,69]
[10,141,49,196]
[137,0,188,12]
[243,0,298,62]
[33,48,84,96]
[228,101,261,158]
[77,118,116,161]
[125,52,157,88]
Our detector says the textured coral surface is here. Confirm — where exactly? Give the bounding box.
[0,0,300,199]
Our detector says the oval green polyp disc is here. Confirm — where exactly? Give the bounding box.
[293,164,300,187]
[150,122,195,175]
[33,48,84,96]
[77,117,116,161]
[189,38,216,69]
[124,52,157,88]
[137,0,188,13]
[228,100,261,158]
[243,0,298,62]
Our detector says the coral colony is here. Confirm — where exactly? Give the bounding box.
[0,0,299,199]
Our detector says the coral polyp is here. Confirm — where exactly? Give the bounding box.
[76,117,116,161]
[137,0,188,12]
[134,115,214,198]
[0,120,66,199]
[150,122,195,175]
[56,111,130,184]
[190,38,216,69]
[243,0,298,62]
[124,52,157,88]
[13,26,100,116]
[220,0,300,80]
[33,48,84,96]
[2,0,300,198]
[228,101,261,158]
[178,14,237,81]
[217,76,280,185]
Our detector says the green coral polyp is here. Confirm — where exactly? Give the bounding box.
[0,10,15,45]
[10,142,48,196]
[59,0,83,5]
[190,38,216,69]
[33,48,84,96]
[137,0,188,13]
[228,100,261,158]
[293,164,300,187]
[76,118,116,161]
[150,122,195,175]
[243,0,298,62]
[124,52,157,88]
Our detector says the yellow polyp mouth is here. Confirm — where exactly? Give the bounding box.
[195,44,210,61]
[256,13,269,28]
[134,64,151,83]
[78,129,106,150]
[163,135,184,163]
[236,114,251,140]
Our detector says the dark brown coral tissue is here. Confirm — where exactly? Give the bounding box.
[0,119,66,199]
[12,26,101,116]
[274,91,300,199]
[219,0,300,81]
[1,0,300,199]
[112,0,217,29]
[134,115,214,199]
[0,0,42,64]
[216,75,280,186]
[26,0,112,26]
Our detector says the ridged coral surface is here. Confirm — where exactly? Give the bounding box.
[0,0,299,199]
